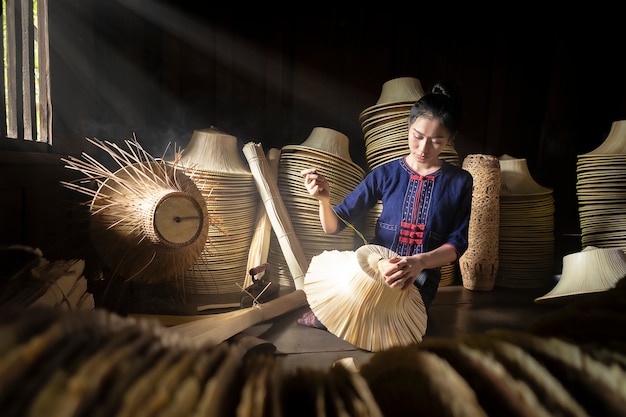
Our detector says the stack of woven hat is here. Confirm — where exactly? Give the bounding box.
[176,127,259,308]
[497,155,555,288]
[268,127,366,289]
[576,120,626,253]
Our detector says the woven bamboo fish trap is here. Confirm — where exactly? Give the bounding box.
[61,137,209,284]
[459,154,501,291]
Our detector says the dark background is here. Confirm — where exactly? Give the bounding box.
[4,1,626,263]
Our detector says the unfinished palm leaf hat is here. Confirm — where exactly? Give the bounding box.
[535,246,626,303]
[303,244,427,352]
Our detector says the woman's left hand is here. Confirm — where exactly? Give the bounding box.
[382,257,421,290]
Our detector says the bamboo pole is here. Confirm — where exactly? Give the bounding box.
[242,142,309,290]
[242,147,281,288]
[166,289,307,346]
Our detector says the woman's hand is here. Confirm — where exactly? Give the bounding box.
[382,256,424,290]
[301,168,330,202]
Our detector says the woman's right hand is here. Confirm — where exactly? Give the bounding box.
[301,168,331,202]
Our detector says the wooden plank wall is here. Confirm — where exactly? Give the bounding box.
[0,151,91,260]
[4,2,626,263]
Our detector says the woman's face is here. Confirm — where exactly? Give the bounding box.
[407,115,451,165]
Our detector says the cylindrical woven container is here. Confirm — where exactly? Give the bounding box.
[459,154,501,291]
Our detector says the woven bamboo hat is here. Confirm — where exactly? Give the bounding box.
[582,120,626,155]
[303,244,427,352]
[178,126,250,174]
[535,246,626,303]
[499,155,552,196]
[281,126,357,167]
[358,77,425,125]
[375,77,425,106]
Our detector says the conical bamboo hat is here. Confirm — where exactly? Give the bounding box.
[499,155,552,195]
[582,120,626,155]
[535,246,626,303]
[303,244,427,352]
[178,126,250,174]
[298,127,352,161]
[375,77,425,105]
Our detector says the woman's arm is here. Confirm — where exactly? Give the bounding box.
[301,168,341,234]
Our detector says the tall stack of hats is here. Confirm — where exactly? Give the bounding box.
[576,120,626,254]
[359,77,460,286]
[496,155,555,288]
[175,127,259,308]
[269,127,366,289]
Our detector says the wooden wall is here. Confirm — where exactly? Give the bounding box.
[3,1,626,265]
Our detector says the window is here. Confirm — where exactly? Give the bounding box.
[2,0,51,146]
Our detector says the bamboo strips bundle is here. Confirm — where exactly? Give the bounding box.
[242,142,309,290]
[30,259,94,311]
[0,246,93,310]
[242,148,281,289]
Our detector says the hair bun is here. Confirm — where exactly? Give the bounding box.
[431,83,448,96]
[432,81,460,99]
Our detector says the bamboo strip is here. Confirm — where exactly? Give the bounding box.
[167,290,307,346]
[242,142,308,290]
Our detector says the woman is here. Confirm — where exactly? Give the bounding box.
[298,81,473,328]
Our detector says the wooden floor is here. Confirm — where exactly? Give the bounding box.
[233,282,565,372]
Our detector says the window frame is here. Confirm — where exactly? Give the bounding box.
[1,0,51,151]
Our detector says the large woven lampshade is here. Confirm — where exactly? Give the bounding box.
[303,244,427,352]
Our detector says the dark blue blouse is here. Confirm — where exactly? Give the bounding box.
[333,157,473,304]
